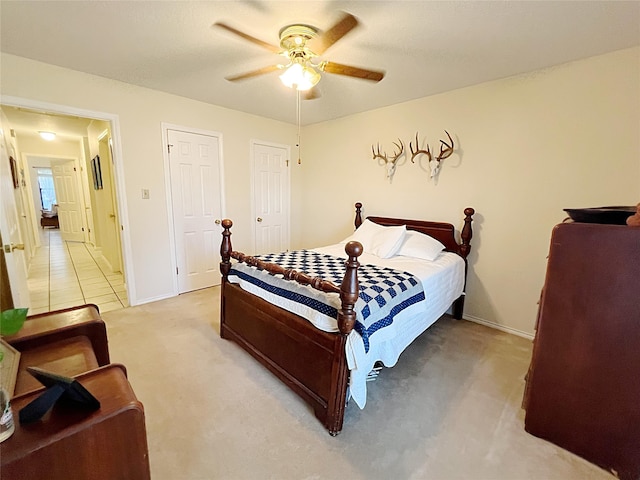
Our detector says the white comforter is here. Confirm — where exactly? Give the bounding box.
[311,244,465,408]
[229,245,465,407]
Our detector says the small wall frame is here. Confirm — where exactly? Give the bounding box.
[9,156,19,189]
[91,155,103,190]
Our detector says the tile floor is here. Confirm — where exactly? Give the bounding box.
[27,229,127,315]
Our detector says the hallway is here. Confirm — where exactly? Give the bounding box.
[27,229,127,315]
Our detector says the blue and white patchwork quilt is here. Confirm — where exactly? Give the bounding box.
[227,250,426,353]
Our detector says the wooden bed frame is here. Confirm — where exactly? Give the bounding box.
[219,203,475,435]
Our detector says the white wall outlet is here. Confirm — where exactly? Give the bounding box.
[142,189,150,199]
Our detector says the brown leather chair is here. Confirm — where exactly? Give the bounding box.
[1,304,150,480]
[7,304,109,397]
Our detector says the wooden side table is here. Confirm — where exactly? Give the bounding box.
[0,364,150,480]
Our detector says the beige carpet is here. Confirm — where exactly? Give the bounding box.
[102,287,612,480]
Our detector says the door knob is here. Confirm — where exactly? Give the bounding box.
[3,243,25,253]
[256,217,263,223]
[215,219,221,225]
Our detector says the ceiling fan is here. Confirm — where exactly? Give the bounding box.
[213,12,385,99]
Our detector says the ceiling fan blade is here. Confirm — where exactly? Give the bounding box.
[322,62,385,82]
[303,87,321,100]
[225,64,281,82]
[213,22,281,53]
[312,12,359,55]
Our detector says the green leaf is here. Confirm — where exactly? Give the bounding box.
[0,308,29,336]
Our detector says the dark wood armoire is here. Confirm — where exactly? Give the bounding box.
[523,222,640,480]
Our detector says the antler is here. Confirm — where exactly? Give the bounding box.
[409,131,455,164]
[389,139,404,164]
[409,132,431,163]
[436,130,454,161]
[371,143,387,164]
[372,139,404,165]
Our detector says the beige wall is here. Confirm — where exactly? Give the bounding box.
[2,48,638,336]
[15,134,83,158]
[298,47,640,336]
[1,53,298,305]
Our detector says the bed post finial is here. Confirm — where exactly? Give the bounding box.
[460,208,475,259]
[354,202,363,229]
[220,219,233,278]
[338,241,363,335]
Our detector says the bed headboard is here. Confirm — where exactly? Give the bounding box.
[354,202,475,259]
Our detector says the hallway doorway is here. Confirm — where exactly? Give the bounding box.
[0,99,134,310]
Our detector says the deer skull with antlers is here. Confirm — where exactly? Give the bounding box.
[409,131,455,179]
[372,139,404,181]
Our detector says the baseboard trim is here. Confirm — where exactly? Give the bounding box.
[132,292,175,307]
[463,314,534,340]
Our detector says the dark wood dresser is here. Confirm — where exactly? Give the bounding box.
[523,222,640,480]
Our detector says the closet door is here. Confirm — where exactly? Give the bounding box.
[168,129,224,293]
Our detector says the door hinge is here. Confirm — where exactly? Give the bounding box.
[176,267,179,275]
[168,144,173,154]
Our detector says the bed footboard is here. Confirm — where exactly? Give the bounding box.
[221,283,349,434]
[219,219,362,435]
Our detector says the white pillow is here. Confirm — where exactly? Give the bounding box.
[396,230,445,261]
[341,220,407,258]
[369,225,406,258]
[341,219,386,251]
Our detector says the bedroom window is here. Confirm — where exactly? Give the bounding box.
[37,168,57,210]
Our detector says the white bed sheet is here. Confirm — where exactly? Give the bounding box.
[312,244,465,408]
[227,244,465,409]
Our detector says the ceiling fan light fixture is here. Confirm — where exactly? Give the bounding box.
[38,131,56,141]
[279,24,317,50]
[279,63,321,91]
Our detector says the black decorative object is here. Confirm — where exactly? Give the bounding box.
[563,206,636,225]
[18,367,100,424]
[91,155,103,190]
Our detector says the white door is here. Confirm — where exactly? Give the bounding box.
[17,182,35,262]
[98,135,123,273]
[79,154,96,246]
[168,129,223,293]
[0,131,30,308]
[252,142,290,254]
[52,160,84,242]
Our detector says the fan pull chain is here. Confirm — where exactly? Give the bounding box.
[296,89,302,164]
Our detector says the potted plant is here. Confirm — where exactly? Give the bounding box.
[0,307,28,337]
[0,307,28,442]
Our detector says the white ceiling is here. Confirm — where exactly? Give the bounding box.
[1,1,639,126]
[0,106,94,141]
